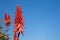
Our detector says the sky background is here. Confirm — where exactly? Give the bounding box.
[0,0,60,40]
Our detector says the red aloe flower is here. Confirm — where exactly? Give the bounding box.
[14,5,24,40]
[4,13,11,26]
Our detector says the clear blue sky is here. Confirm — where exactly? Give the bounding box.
[0,0,60,40]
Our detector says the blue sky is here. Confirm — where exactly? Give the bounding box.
[0,0,60,40]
